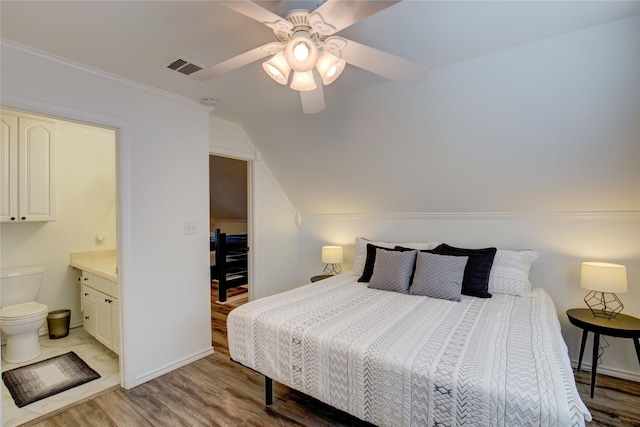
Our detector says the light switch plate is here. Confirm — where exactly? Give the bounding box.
[184,221,198,235]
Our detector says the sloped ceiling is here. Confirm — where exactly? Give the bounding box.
[2,1,639,214]
[244,14,640,215]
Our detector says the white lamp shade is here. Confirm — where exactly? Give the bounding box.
[290,70,317,91]
[285,32,318,72]
[315,51,346,85]
[580,262,628,293]
[262,52,291,85]
[322,246,343,264]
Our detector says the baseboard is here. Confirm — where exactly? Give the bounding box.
[571,359,640,383]
[1,322,84,346]
[134,346,214,387]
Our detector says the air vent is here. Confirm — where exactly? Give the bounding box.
[165,57,202,76]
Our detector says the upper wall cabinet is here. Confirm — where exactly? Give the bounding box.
[1,111,55,222]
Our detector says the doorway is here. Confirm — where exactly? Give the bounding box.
[0,109,120,425]
[209,155,249,307]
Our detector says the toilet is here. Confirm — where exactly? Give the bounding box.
[0,267,49,363]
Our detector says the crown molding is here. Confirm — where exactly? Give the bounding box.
[1,38,209,111]
[302,210,640,220]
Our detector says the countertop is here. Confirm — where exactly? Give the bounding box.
[70,249,117,282]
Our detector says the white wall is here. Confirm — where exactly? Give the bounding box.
[1,41,212,387]
[244,16,639,215]
[1,114,116,331]
[208,117,300,301]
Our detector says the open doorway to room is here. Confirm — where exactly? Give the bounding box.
[0,109,120,426]
[209,155,249,314]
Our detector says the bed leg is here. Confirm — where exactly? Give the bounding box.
[265,376,273,405]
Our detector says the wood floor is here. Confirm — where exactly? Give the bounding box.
[25,294,640,427]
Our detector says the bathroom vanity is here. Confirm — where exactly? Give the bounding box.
[70,250,119,355]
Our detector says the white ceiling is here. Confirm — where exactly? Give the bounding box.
[2,1,639,125]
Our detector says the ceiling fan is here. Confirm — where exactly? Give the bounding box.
[190,0,428,114]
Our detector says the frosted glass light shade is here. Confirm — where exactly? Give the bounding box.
[290,70,316,91]
[580,262,627,293]
[322,246,343,264]
[315,51,346,85]
[262,52,291,85]
[285,32,318,72]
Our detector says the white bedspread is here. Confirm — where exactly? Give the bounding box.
[228,274,590,427]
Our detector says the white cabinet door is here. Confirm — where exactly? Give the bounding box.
[81,284,98,337]
[0,113,18,222]
[95,293,113,349]
[0,111,55,223]
[78,269,119,353]
[82,295,97,337]
[18,117,55,222]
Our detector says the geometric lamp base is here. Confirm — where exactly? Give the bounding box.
[584,291,624,319]
[323,263,342,276]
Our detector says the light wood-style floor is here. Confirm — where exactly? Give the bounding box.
[25,292,640,427]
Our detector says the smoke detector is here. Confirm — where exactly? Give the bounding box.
[201,98,219,108]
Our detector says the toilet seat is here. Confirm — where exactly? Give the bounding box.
[0,302,48,321]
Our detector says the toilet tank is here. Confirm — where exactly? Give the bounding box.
[0,267,44,308]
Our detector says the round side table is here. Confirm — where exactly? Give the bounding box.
[566,308,640,398]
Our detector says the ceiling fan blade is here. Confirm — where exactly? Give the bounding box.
[300,72,325,114]
[220,1,293,32]
[335,37,429,86]
[190,42,282,81]
[312,0,400,34]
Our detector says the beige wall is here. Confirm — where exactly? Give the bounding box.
[209,155,247,233]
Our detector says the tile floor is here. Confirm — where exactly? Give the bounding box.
[1,327,120,427]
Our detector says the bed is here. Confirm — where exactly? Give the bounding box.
[227,241,591,427]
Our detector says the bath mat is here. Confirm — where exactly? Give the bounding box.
[2,351,101,407]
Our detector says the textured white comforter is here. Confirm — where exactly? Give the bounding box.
[228,274,591,427]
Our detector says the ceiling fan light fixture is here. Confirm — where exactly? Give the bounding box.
[315,51,346,85]
[285,32,318,72]
[290,70,317,92]
[262,51,291,85]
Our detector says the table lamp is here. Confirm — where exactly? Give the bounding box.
[580,262,627,319]
[322,246,343,276]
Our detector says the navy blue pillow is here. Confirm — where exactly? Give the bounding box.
[430,244,497,298]
[358,244,407,282]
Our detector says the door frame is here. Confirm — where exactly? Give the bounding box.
[1,94,135,389]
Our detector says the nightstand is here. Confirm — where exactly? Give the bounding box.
[566,308,640,398]
[310,275,332,282]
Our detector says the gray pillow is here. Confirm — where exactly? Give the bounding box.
[368,248,417,294]
[409,252,468,301]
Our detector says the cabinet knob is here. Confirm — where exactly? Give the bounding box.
[84,292,89,296]
[21,217,26,220]
[85,316,90,320]
[10,217,15,221]
[84,277,88,281]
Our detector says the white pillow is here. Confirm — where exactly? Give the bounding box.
[352,237,439,276]
[488,249,539,296]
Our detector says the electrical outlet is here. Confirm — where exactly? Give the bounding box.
[184,221,198,235]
